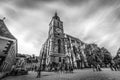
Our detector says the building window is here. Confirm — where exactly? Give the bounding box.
[59,57,61,62]
[58,39,61,53]
[73,46,77,56]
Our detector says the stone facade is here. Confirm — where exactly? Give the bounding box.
[0,19,17,72]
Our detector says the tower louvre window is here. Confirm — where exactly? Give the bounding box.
[54,20,58,27]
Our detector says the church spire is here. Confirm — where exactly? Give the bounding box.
[53,11,60,20]
[55,11,58,17]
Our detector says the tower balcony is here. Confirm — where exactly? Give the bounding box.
[50,53,65,57]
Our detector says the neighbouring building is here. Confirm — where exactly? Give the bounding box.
[15,53,39,70]
[0,19,17,72]
[114,48,120,60]
[116,48,120,57]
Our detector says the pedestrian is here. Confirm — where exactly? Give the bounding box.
[10,65,16,75]
[36,68,41,78]
[70,65,73,73]
[109,60,115,71]
[65,63,68,73]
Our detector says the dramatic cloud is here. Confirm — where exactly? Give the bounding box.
[0,0,120,56]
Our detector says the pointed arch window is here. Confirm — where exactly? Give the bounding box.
[58,39,61,53]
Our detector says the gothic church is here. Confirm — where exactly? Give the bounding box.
[39,12,87,70]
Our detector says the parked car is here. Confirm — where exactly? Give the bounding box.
[10,67,28,76]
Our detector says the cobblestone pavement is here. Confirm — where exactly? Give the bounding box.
[2,68,120,80]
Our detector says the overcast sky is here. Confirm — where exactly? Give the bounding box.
[0,0,120,56]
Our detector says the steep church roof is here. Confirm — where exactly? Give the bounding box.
[65,34,84,44]
[0,19,16,40]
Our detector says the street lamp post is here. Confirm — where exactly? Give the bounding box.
[36,58,42,78]
[36,54,43,78]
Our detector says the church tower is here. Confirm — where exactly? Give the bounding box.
[48,12,65,63]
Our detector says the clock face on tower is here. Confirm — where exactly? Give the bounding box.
[56,28,62,33]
